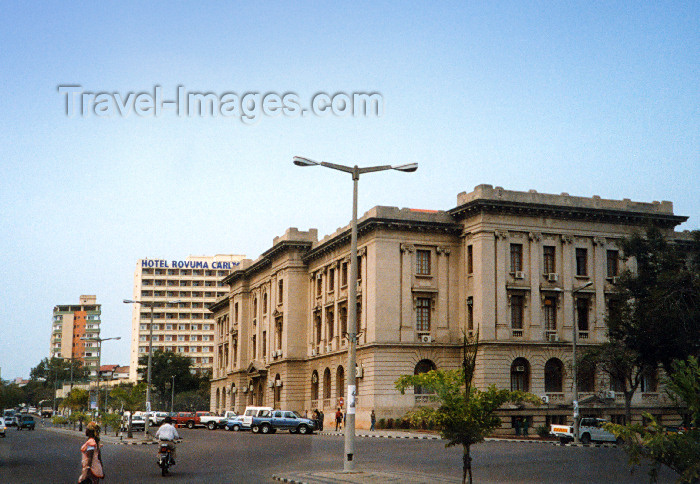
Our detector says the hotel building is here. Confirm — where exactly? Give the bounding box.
[50,295,101,375]
[209,185,693,432]
[128,254,245,381]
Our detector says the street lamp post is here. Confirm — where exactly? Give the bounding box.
[571,280,593,444]
[125,298,180,437]
[293,156,417,472]
[171,376,176,414]
[81,335,121,415]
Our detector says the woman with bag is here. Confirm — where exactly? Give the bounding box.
[79,421,105,484]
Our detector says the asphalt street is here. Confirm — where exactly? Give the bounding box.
[0,423,680,483]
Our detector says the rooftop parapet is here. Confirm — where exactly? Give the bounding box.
[272,227,318,246]
[456,184,675,214]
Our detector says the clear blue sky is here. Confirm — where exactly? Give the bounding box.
[1,1,698,379]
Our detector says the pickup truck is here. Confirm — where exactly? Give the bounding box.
[550,417,621,445]
[251,410,317,435]
[199,411,237,430]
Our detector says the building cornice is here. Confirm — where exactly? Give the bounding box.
[303,217,461,263]
[449,199,688,228]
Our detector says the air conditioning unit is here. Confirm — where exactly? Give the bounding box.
[420,334,432,343]
[547,333,559,342]
[311,349,317,356]
[242,387,248,393]
[514,271,525,279]
[268,381,274,388]
[326,345,332,353]
[611,276,620,284]
[231,387,237,394]
[355,365,363,378]
[604,390,616,399]
[547,273,559,282]
[515,366,526,372]
[275,380,283,387]
[541,395,550,404]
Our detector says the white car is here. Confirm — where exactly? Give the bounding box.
[551,418,620,444]
[0,420,6,437]
[3,416,14,427]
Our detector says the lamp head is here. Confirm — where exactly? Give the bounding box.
[293,156,319,167]
[391,163,418,173]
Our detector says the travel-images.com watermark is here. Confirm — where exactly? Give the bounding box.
[57,85,383,123]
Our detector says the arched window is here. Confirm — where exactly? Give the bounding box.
[222,391,227,411]
[544,358,564,393]
[510,358,530,392]
[311,370,319,401]
[231,384,236,410]
[578,365,595,393]
[336,366,345,399]
[414,359,436,394]
[340,307,348,344]
[263,293,268,314]
[215,387,221,411]
[323,368,331,399]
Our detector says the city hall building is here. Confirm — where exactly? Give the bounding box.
[128,254,245,381]
[209,185,691,431]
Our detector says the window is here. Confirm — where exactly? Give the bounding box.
[252,335,256,359]
[576,298,589,332]
[336,366,345,398]
[414,359,436,394]
[326,308,334,341]
[576,248,588,276]
[262,331,266,357]
[416,250,431,275]
[339,307,348,342]
[262,293,268,314]
[510,244,523,273]
[316,276,322,296]
[510,358,530,391]
[341,262,348,286]
[166,324,173,330]
[314,313,322,345]
[278,280,283,304]
[328,268,335,292]
[253,297,258,317]
[642,368,657,392]
[543,246,556,274]
[311,371,319,400]
[178,324,187,331]
[416,297,431,332]
[578,365,595,393]
[544,358,564,392]
[234,303,239,323]
[544,296,557,330]
[467,245,473,274]
[323,368,331,399]
[511,295,524,329]
[467,297,474,331]
[607,250,619,278]
[356,256,362,281]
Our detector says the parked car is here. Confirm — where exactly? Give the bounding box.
[144,411,169,426]
[0,420,6,437]
[172,412,202,429]
[16,415,36,430]
[251,410,317,435]
[550,418,620,444]
[239,406,273,430]
[3,416,15,427]
[225,415,248,431]
[121,415,146,432]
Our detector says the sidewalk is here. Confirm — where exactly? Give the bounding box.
[273,469,462,484]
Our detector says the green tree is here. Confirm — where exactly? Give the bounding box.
[30,357,88,388]
[101,412,122,437]
[395,335,541,484]
[137,350,209,409]
[109,383,146,438]
[612,228,700,373]
[606,357,700,483]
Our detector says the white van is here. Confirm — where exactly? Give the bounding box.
[241,406,273,428]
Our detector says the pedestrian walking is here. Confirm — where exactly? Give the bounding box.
[79,421,105,484]
[370,410,376,431]
[318,410,324,431]
[335,408,343,431]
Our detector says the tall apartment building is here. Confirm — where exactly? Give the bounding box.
[128,254,245,381]
[209,185,692,431]
[50,295,101,374]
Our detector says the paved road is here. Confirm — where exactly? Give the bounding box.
[0,424,679,483]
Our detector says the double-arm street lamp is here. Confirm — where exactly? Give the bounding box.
[124,298,180,436]
[293,156,417,472]
[571,280,593,443]
[80,335,121,415]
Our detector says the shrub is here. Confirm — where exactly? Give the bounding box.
[51,415,68,426]
[536,425,550,438]
[377,418,386,429]
[386,418,394,429]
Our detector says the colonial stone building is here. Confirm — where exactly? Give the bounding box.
[209,185,690,431]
